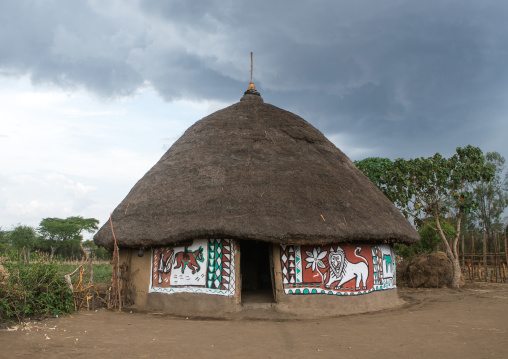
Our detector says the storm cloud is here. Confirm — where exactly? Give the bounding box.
[1,0,507,157]
[1,0,508,228]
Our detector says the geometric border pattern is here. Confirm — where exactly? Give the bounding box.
[371,244,396,291]
[280,245,300,285]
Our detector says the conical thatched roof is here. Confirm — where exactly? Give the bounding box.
[94,92,419,249]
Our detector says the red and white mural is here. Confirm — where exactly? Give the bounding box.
[150,239,236,296]
[280,244,395,295]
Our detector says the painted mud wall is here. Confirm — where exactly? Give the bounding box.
[119,240,400,317]
[150,239,236,296]
[280,244,395,296]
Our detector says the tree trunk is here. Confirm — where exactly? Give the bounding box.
[80,242,89,261]
[49,246,56,261]
[22,247,28,264]
[435,216,462,288]
[461,235,464,267]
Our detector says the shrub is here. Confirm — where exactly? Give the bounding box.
[0,253,74,325]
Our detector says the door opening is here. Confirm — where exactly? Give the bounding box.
[240,240,274,303]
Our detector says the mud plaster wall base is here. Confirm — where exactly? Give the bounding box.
[120,247,241,316]
[274,288,403,316]
[271,245,404,316]
[121,244,403,317]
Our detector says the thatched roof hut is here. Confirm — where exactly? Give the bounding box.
[94,82,418,318]
[94,93,417,250]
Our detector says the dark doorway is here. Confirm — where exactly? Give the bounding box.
[240,240,274,303]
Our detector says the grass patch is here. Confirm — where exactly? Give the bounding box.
[59,263,112,285]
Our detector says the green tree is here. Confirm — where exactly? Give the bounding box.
[472,152,508,252]
[38,217,99,260]
[418,218,456,252]
[394,218,456,261]
[8,225,39,264]
[356,146,494,288]
[354,157,395,199]
[82,240,111,261]
[0,228,9,254]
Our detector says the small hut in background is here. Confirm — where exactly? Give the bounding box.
[94,72,418,317]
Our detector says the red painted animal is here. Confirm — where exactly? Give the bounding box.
[173,247,204,274]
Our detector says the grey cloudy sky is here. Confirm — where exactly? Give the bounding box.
[1,0,507,232]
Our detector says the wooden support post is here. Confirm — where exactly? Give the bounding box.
[504,230,508,271]
[483,232,488,282]
[118,252,122,312]
[109,213,121,311]
[466,259,472,281]
[90,257,95,311]
[495,233,499,283]
[471,234,475,282]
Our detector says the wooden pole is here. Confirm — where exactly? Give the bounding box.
[110,213,121,311]
[118,256,122,311]
[495,233,499,283]
[471,234,475,282]
[250,52,253,83]
[504,229,508,269]
[483,232,487,282]
[90,257,95,311]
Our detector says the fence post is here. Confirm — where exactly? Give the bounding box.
[471,234,475,282]
[90,257,95,311]
[504,229,507,271]
[495,233,499,283]
[483,232,487,282]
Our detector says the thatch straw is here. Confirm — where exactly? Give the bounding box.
[95,93,419,249]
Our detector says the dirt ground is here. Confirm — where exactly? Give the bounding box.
[1,282,507,358]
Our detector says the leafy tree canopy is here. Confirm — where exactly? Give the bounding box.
[8,225,38,251]
[355,145,495,288]
[38,216,99,259]
[472,152,508,249]
[8,225,39,263]
[0,231,7,254]
[38,216,99,242]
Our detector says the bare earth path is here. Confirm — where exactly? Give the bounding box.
[1,282,507,358]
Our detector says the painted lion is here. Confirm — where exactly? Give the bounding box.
[325,246,369,290]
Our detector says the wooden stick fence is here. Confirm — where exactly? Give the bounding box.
[63,214,126,312]
[64,261,106,311]
[460,231,508,283]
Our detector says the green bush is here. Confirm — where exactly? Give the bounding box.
[0,254,74,325]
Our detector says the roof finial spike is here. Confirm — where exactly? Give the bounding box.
[245,52,260,96]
